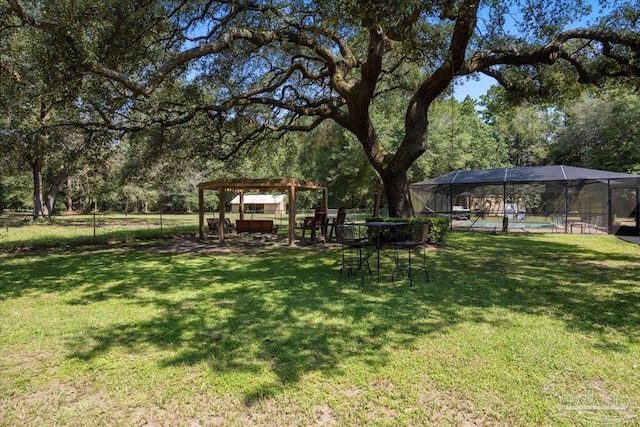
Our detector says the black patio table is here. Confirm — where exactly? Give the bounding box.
[362,221,408,281]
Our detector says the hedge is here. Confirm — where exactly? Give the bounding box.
[364,216,450,245]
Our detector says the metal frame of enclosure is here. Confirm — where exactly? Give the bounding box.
[409,166,640,235]
[197,178,327,246]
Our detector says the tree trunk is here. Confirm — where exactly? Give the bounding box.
[44,170,67,217]
[0,180,5,214]
[66,176,73,213]
[381,170,412,218]
[31,159,45,219]
[373,180,383,217]
[44,182,59,217]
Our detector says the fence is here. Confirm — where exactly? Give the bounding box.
[0,212,195,248]
[0,208,374,249]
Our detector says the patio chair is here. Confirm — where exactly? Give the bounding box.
[589,215,604,234]
[328,207,347,242]
[391,222,430,286]
[207,218,235,234]
[222,218,236,234]
[336,222,372,283]
[552,215,565,232]
[298,206,328,244]
[206,218,219,233]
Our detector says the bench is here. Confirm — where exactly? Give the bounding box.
[235,219,279,235]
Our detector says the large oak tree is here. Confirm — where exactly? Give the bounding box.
[4,0,640,216]
[0,14,116,218]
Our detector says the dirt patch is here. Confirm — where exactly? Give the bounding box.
[1,233,337,258]
[313,403,338,425]
[416,386,497,426]
[145,235,336,255]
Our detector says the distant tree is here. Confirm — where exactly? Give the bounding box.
[0,173,31,211]
[4,0,640,216]
[414,96,508,178]
[293,120,379,210]
[551,90,640,173]
[0,16,117,217]
[481,87,562,167]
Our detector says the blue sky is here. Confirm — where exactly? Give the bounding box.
[454,74,494,101]
[452,0,610,101]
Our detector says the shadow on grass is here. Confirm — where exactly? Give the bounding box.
[2,226,199,251]
[1,233,639,402]
[429,233,640,348]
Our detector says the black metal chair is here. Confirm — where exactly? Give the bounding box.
[391,223,430,286]
[336,222,372,283]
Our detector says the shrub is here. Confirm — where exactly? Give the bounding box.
[363,216,450,244]
[426,217,449,245]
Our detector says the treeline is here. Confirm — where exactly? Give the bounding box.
[2,87,639,215]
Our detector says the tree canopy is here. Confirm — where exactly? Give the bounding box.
[2,0,640,216]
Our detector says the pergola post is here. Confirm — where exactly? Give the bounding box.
[198,187,205,239]
[239,191,245,220]
[219,187,226,243]
[607,179,613,235]
[288,185,296,246]
[564,182,569,234]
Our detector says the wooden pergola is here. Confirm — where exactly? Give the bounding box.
[197,178,328,246]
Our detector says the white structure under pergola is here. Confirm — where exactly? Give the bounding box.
[197,178,328,246]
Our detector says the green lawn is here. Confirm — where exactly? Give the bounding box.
[0,215,214,250]
[0,212,200,248]
[0,212,304,249]
[1,232,639,426]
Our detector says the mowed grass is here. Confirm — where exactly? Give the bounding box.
[0,213,200,249]
[0,212,296,249]
[0,232,639,426]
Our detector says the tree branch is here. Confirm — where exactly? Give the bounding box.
[385,0,481,175]
[5,0,56,29]
[91,28,282,96]
[461,28,640,81]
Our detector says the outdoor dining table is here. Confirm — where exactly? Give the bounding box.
[362,221,408,281]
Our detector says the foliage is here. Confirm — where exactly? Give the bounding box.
[5,0,639,217]
[0,172,30,211]
[425,217,450,245]
[0,14,120,217]
[481,92,562,167]
[550,90,640,173]
[295,121,379,209]
[415,97,509,179]
[364,216,450,245]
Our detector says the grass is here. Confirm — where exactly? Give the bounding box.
[1,231,639,425]
[0,212,293,249]
[0,212,199,249]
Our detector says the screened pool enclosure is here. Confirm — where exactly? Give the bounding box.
[409,166,640,235]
